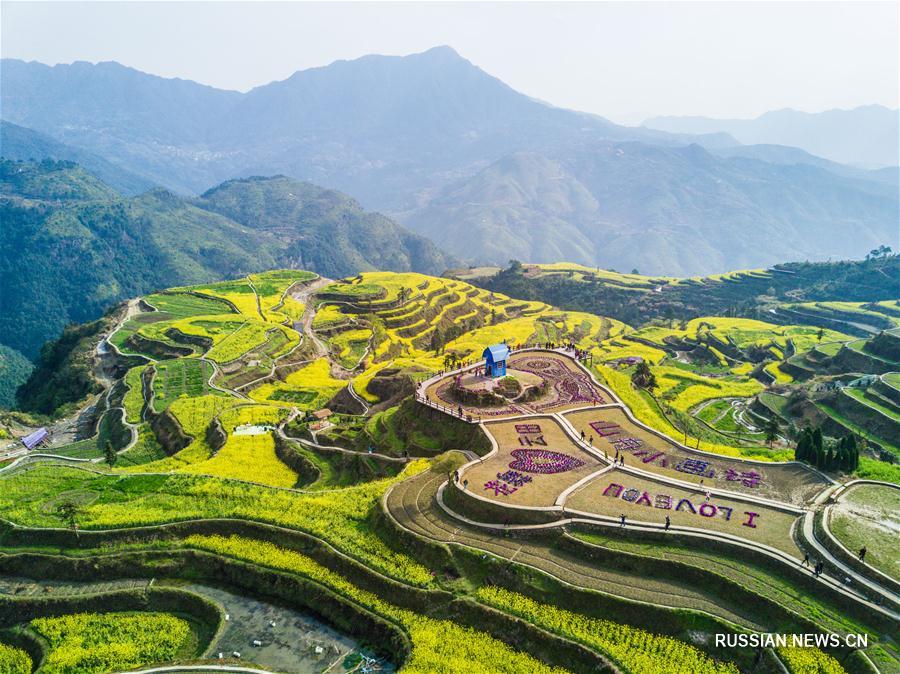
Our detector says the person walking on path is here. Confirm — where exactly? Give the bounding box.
[620,514,626,527]
[814,561,823,578]
[664,516,670,531]
[802,551,810,567]
[581,429,585,441]
[859,547,867,562]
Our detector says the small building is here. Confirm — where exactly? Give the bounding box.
[22,427,49,450]
[482,344,510,378]
[311,408,333,421]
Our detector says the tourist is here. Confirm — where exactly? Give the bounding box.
[580,429,585,440]
[619,456,624,466]
[615,449,619,460]
[802,552,810,567]
[859,547,867,562]
[620,514,626,527]
[463,479,468,490]
[814,561,823,578]
[454,470,460,483]
[589,435,593,446]
[664,516,670,531]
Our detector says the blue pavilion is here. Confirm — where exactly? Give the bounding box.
[482,343,510,378]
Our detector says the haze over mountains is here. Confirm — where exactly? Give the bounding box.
[644,105,899,168]
[2,46,898,277]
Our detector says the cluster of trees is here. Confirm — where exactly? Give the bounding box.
[794,426,859,472]
[631,360,657,391]
[865,245,893,260]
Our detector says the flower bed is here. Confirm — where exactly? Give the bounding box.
[510,449,586,474]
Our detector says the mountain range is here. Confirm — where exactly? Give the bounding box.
[3,47,896,276]
[0,159,450,370]
[644,105,899,168]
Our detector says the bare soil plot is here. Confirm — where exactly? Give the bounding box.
[829,483,900,581]
[462,416,604,508]
[565,469,802,558]
[563,407,828,506]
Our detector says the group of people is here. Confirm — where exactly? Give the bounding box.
[801,552,826,577]
[801,546,867,579]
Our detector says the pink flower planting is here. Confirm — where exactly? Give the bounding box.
[509,449,585,474]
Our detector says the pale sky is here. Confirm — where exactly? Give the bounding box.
[2,1,897,125]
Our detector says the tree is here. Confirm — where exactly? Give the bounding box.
[56,500,81,533]
[764,416,779,447]
[812,427,824,468]
[631,360,657,392]
[844,434,859,471]
[104,440,117,467]
[430,328,443,353]
[795,428,812,462]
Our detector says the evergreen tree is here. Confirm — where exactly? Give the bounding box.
[834,438,848,472]
[104,440,117,468]
[794,429,811,462]
[845,435,859,471]
[812,428,824,457]
[764,416,779,447]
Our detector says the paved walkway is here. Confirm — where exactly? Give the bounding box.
[384,465,900,639]
[411,349,900,613]
[384,466,764,630]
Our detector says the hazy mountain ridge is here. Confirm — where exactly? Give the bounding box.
[2,48,897,276]
[0,120,157,195]
[645,105,899,168]
[414,142,898,274]
[0,160,452,363]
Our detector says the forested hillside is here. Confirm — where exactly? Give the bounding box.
[0,160,451,384]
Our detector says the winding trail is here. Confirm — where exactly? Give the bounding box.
[384,466,762,630]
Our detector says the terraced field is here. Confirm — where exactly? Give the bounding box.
[3,268,897,674]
